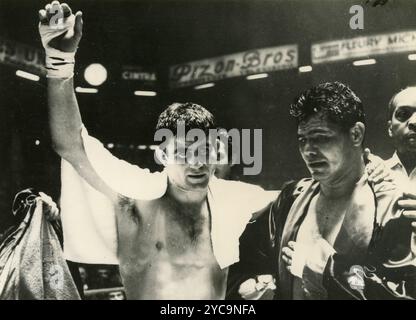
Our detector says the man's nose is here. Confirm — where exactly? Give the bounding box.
[409,112,416,131]
[187,153,204,168]
[302,140,318,157]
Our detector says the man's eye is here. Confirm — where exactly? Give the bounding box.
[204,146,213,155]
[195,146,212,156]
[314,136,330,143]
[175,151,186,158]
[298,137,306,145]
[395,110,413,122]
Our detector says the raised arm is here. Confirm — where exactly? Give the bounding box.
[39,1,117,201]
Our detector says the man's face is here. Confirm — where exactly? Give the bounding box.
[297,114,355,182]
[163,136,217,190]
[108,290,125,300]
[97,268,110,279]
[389,89,416,154]
[79,267,87,282]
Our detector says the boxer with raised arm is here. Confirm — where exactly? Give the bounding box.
[38,1,278,299]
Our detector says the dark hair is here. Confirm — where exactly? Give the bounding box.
[156,102,215,135]
[289,81,366,131]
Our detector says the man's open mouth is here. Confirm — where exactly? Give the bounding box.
[405,133,416,145]
[308,161,327,168]
[187,173,207,179]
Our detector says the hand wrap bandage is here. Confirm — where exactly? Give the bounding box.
[38,15,76,79]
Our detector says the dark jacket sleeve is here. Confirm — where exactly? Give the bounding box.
[323,221,416,300]
[323,182,416,300]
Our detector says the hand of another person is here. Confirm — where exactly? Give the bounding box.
[39,192,60,221]
[238,275,276,300]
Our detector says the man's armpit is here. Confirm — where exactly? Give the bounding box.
[117,195,140,224]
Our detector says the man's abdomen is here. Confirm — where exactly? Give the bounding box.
[115,199,228,299]
[119,254,228,299]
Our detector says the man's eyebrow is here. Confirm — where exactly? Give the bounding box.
[173,141,210,152]
[395,105,416,110]
[297,129,332,136]
[172,144,186,153]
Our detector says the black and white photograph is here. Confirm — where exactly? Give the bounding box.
[0,0,415,303]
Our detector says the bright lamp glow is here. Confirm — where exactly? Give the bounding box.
[194,83,215,90]
[75,87,98,93]
[352,59,376,66]
[298,65,313,73]
[408,54,416,61]
[134,90,157,97]
[246,73,268,80]
[16,70,40,81]
[84,63,107,86]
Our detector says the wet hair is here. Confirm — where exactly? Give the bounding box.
[156,102,215,135]
[289,81,366,132]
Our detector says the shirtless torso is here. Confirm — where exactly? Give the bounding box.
[298,192,351,246]
[293,190,353,299]
[115,194,228,300]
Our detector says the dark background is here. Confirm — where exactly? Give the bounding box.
[1,0,415,231]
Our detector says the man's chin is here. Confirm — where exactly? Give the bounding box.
[404,143,416,153]
[186,180,210,189]
[309,169,330,181]
[183,176,208,188]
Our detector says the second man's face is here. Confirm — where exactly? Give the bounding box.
[389,91,416,154]
[164,136,217,190]
[297,113,355,183]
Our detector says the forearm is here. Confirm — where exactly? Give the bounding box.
[48,76,83,157]
[39,2,84,158]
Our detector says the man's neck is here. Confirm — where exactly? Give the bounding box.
[397,151,416,175]
[320,156,365,199]
[167,180,208,204]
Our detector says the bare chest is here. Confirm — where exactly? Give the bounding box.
[298,194,350,245]
[114,197,227,299]
[115,197,218,267]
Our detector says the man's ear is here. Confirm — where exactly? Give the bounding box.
[387,120,393,138]
[216,138,229,164]
[350,122,365,146]
[155,147,168,166]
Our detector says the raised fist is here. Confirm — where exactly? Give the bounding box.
[38,1,83,53]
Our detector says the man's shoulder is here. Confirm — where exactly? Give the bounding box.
[367,176,403,197]
[277,177,314,201]
[210,177,263,193]
[363,177,404,225]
